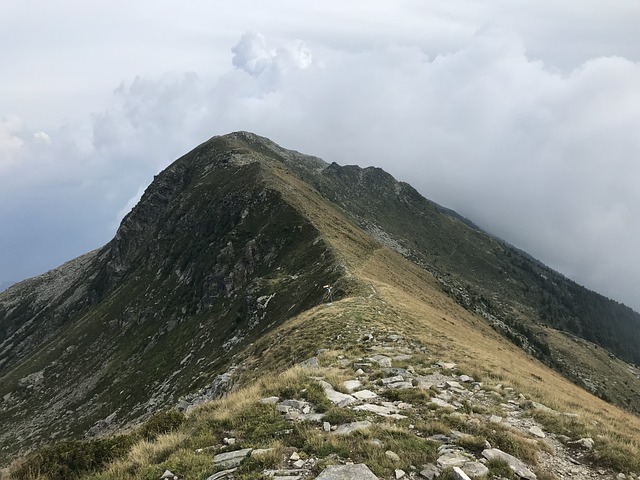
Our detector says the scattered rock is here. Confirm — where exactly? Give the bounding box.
[395,468,406,479]
[419,464,440,480]
[343,380,362,392]
[213,448,253,468]
[332,420,372,435]
[451,466,472,480]
[462,461,489,478]
[314,463,379,479]
[569,437,594,450]
[301,357,320,368]
[482,448,537,480]
[437,452,473,469]
[319,380,357,407]
[160,470,178,479]
[352,389,378,400]
[368,355,393,368]
[528,426,545,438]
[205,468,237,480]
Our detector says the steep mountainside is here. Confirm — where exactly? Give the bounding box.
[2,132,640,469]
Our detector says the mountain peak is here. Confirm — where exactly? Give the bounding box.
[3,133,640,472]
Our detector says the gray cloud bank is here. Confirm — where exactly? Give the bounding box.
[1,11,640,313]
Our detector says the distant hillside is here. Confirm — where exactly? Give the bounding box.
[2,132,640,469]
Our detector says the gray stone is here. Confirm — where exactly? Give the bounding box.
[293,459,306,468]
[282,399,308,410]
[301,357,320,368]
[528,426,545,438]
[160,470,178,479]
[462,461,489,478]
[353,404,406,419]
[395,469,406,479]
[205,468,237,480]
[451,466,472,480]
[381,375,405,385]
[459,375,474,383]
[323,421,331,431]
[259,396,279,404]
[419,464,440,480]
[570,437,594,449]
[213,448,253,468]
[385,450,401,462]
[431,398,455,409]
[319,380,357,407]
[368,355,393,368]
[314,463,379,479]
[436,361,457,370]
[343,380,362,392]
[352,389,378,400]
[482,448,536,480]
[437,452,472,469]
[386,381,413,389]
[489,415,502,423]
[251,448,275,457]
[332,420,372,435]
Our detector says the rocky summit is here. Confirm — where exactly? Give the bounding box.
[2,132,640,479]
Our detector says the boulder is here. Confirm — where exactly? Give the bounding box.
[451,467,472,480]
[482,448,536,480]
[332,420,372,435]
[314,463,379,479]
[213,448,253,468]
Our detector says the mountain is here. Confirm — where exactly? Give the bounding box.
[2,132,640,477]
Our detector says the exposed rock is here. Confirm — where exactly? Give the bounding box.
[419,464,440,480]
[451,467,472,480]
[528,426,545,438]
[437,451,473,469]
[213,448,253,468]
[260,396,280,404]
[314,463,379,479]
[431,398,455,409]
[482,448,537,480]
[352,389,378,400]
[332,420,372,435]
[251,448,275,457]
[343,380,362,392]
[462,461,490,478]
[395,468,406,479]
[205,468,238,480]
[301,357,320,368]
[368,355,393,368]
[381,375,405,385]
[160,470,178,479]
[570,437,594,449]
[319,380,357,407]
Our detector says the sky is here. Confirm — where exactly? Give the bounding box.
[1,1,640,311]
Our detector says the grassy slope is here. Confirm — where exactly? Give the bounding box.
[7,138,640,479]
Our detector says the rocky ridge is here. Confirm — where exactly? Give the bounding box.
[165,330,633,480]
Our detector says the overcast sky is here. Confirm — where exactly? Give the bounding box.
[1,1,640,311]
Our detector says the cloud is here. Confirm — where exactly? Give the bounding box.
[2,27,640,313]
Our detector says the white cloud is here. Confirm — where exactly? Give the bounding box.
[33,131,51,144]
[2,15,640,313]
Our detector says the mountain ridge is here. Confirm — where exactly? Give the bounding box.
[2,132,640,472]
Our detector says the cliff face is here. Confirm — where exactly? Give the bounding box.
[2,132,640,465]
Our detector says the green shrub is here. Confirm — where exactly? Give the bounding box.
[13,436,134,480]
[140,410,185,440]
